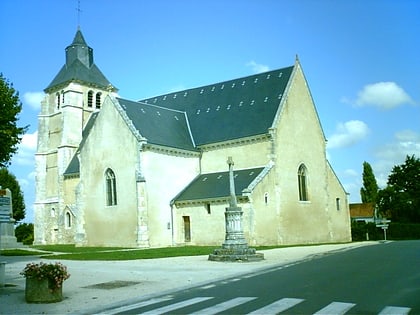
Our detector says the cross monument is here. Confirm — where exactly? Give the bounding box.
[208,157,264,262]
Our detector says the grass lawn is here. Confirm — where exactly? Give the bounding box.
[0,242,351,260]
[42,246,219,260]
[0,249,51,256]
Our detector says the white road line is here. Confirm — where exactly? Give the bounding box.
[140,297,213,315]
[190,297,256,315]
[313,301,356,315]
[378,306,411,315]
[96,297,172,315]
[247,297,304,314]
[200,284,216,289]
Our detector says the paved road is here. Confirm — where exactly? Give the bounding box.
[100,240,420,314]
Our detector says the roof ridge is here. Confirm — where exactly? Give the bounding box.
[140,65,293,101]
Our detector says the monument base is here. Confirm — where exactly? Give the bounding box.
[0,221,23,249]
[208,246,264,262]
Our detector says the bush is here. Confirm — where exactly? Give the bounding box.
[15,223,34,245]
[351,221,382,241]
[388,223,420,240]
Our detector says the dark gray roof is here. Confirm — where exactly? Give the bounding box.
[64,154,80,177]
[63,112,99,177]
[173,167,266,202]
[141,66,293,145]
[45,29,115,92]
[45,61,113,92]
[117,98,197,151]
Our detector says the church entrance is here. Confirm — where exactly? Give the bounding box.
[183,216,191,242]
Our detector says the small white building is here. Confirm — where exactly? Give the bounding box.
[34,29,351,247]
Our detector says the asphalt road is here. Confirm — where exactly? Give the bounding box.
[104,240,420,314]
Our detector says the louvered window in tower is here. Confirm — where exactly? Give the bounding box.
[95,92,101,109]
[105,168,117,206]
[56,92,60,109]
[87,91,93,107]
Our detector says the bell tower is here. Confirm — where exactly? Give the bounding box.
[34,29,117,244]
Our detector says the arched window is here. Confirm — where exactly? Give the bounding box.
[87,90,93,107]
[298,164,308,201]
[95,92,102,109]
[264,192,269,205]
[65,212,72,228]
[105,168,117,206]
[336,198,341,211]
[56,92,60,109]
[61,90,65,104]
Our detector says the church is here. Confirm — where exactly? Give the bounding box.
[34,29,352,247]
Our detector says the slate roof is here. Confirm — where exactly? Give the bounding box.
[140,66,294,146]
[117,98,197,151]
[173,167,266,202]
[45,29,114,92]
[45,61,113,92]
[64,154,80,177]
[63,112,99,177]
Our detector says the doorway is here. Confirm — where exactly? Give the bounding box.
[183,216,191,242]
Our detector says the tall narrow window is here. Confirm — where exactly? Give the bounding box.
[87,90,93,107]
[95,92,102,109]
[336,198,341,211]
[298,164,308,201]
[61,91,65,104]
[65,212,72,228]
[105,168,117,206]
[56,92,60,109]
[264,192,269,205]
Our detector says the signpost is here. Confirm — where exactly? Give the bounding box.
[0,188,12,286]
[376,219,391,241]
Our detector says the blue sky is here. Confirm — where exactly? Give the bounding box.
[1,0,419,223]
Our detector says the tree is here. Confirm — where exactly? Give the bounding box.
[0,73,28,167]
[15,222,34,245]
[360,161,379,204]
[377,155,420,223]
[0,167,25,222]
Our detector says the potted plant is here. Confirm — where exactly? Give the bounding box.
[20,261,70,303]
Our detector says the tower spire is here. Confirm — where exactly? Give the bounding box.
[76,0,82,29]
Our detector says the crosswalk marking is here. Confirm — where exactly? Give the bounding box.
[189,297,256,315]
[378,306,411,315]
[97,297,172,315]
[247,297,304,314]
[102,296,412,314]
[313,301,356,315]
[140,297,213,315]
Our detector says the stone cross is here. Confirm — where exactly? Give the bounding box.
[227,156,237,208]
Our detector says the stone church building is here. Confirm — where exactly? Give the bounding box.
[34,29,351,247]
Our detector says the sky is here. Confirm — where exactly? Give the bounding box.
[1,0,419,223]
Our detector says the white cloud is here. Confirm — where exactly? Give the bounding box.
[343,169,358,178]
[246,60,270,74]
[354,82,414,109]
[375,130,420,161]
[372,129,420,188]
[327,120,370,149]
[23,91,44,111]
[11,131,38,166]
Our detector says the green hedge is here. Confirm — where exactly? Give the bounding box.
[351,221,382,241]
[388,223,420,240]
[351,221,420,241]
